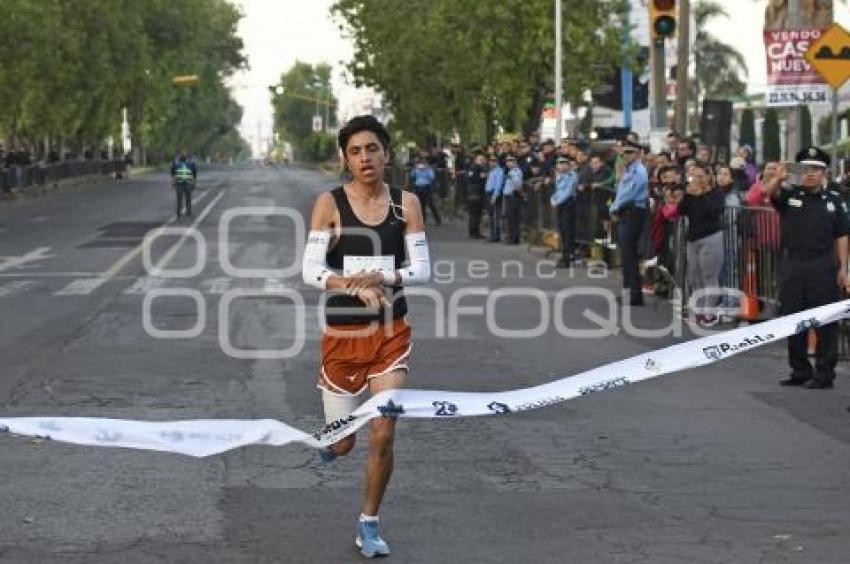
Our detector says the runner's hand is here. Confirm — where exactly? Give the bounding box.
[355,286,387,310]
[837,270,850,292]
[346,271,384,292]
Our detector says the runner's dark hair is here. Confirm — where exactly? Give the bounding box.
[338,115,390,153]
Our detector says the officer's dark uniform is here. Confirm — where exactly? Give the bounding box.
[466,158,488,238]
[574,145,594,256]
[774,147,850,389]
[453,149,470,210]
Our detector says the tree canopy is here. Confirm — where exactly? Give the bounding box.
[0,0,249,162]
[331,0,631,145]
[691,0,748,121]
[270,61,338,156]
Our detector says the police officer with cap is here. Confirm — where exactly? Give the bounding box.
[609,139,649,306]
[764,146,850,389]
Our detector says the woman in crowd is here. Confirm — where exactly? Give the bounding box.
[729,156,754,194]
[716,165,744,315]
[746,161,782,304]
[677,164,726,326]
[736,145,759,187]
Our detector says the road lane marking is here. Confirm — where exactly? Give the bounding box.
[0,272,100,278]
[0,281,33,297]
[0,247,54,273]
[96,189,217,283]
[142,191,224,278]
[207,277,232,294]
[54,278,108,296]
[263,278,287,293]
[124,276,166,295]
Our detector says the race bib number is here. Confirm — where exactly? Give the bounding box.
[343,255,394,277]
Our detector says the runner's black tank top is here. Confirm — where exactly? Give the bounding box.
[325,186,407,325]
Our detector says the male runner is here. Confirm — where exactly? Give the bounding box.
[301,115,430,558]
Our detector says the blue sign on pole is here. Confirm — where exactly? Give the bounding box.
[622,67,633,130]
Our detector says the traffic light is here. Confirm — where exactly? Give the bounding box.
[649,0,677,42]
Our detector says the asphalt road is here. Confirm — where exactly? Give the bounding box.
[1,166,850,563]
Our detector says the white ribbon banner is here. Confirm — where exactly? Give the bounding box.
[2,301,848,458]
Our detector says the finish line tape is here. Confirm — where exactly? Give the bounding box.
[2,301,848,458]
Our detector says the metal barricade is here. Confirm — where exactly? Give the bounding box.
[571,186,617,258]
[667,205,781,318]
[3,159,128,192]
[725,206,781,317]
[520,178,556,248]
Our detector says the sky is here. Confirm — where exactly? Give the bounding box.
[230,0,850,154]
[229,0,358,155]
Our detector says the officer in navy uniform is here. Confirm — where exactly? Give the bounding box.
[465,152,488,239]
[764,147,850,389]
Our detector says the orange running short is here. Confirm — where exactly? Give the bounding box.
[319,317,411,395]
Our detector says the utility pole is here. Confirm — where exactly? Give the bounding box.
[674,0,690,135]
[554,0,563,142]
[651,39,666,129]
[324,89,330,132]
[621,0,633,131]
[787,0,801,159]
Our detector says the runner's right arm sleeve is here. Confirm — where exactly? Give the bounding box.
[302,230,334,289]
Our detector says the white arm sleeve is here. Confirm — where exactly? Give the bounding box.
[302,231,334,289]
[384,232,430,285]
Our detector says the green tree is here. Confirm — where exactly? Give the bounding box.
[270,61,338,158]
[739,108,756,149]
[0,0,247,163]
[762,109,781,162]
[331,0,630,145]
[302,132,338,162]
[691,1,748,122]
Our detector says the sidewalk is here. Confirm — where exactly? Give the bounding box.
[1,165,158,203]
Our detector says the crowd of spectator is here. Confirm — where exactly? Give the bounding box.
[402,129,850,325]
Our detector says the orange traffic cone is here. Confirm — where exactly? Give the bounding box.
[807,330,817,356]
[739,250,759,321]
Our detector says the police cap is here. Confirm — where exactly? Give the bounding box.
[622,139,642,153]
[795,146,830,168]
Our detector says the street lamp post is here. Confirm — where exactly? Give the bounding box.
[324,90,330,132]
[311,79,324,132]
[554,0,563,143]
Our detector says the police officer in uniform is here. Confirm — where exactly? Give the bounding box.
[466,152,488,238]
[764,147,850,389]
[609,140,649,306]
[170,148,197,219]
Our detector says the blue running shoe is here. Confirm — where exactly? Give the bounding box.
[355,519,390,558]
[318,447,338,464]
